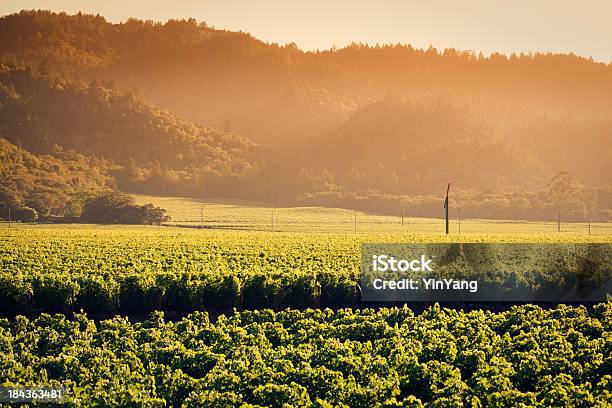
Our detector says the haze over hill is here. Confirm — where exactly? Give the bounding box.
[0,65,282,217]
[0,10,611,222]
[306,97,611,194]
[2,10,612,149]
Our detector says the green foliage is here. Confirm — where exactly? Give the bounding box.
[0,64,270,204]
[1,227,609,315]
[0,138,111,220]
[202,275,241,310]
[0,305,609,406]
[74,275,119,314]
[80,192,170,224]
[242,274,282,309]
[0,273,32,312]
[118,274,161,313]
[31,274,78,313]
[158,273,203,312]
[281,272,320,309]
[318,270,355,308]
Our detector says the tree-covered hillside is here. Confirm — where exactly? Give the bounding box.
[0,11,610,221]
[2,10,611,148]
[304,97,611,194]
[0,137,112,219]
[0,65,281,209]
[1,65,610,222]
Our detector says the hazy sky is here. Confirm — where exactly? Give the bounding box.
[3,0,611,62]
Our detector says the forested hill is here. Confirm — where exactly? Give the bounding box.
[0,10,610,221]
[0,138,112,219]
[303,97,612,194]
[2,10,611,148]
[1,65,610,221]
[0,65,282,217]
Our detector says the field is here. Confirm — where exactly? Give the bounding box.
[1,224,610,315]
[1,218,611,406]
[133,195,611,234]
[2,304,610,407]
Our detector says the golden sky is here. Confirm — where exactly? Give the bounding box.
[3,0,611,62]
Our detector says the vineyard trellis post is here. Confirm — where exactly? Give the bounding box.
[587,205,591,235]
[444,182,450,235]
[458,207,461,235]
[7,207,10,229]
[557,210,560,232]
[401,207,404,226]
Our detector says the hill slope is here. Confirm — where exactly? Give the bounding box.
[0,137,112,218]
[1,66,610,221]
[0,65,287,217]
[2,10,612,149]
[0,65,280,198]
[1,11,610,221]
[304,97,611,194]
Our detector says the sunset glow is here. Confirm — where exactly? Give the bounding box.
[2,0,612,61]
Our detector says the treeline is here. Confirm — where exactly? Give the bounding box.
[0,65,268,182]
[1,10,611,149]
[0,137,111,219]
[79,192,169,225]
[297,178,612,223]
[1,67,610,221]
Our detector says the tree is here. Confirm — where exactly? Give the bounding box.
[80,192,170,224]
[17,206,38,222]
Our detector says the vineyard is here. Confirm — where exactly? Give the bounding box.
[1,4,611,406]
[1,225,611,406]
[1,226,610,315]
[1,304,610,406]
[132,195,611,234]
